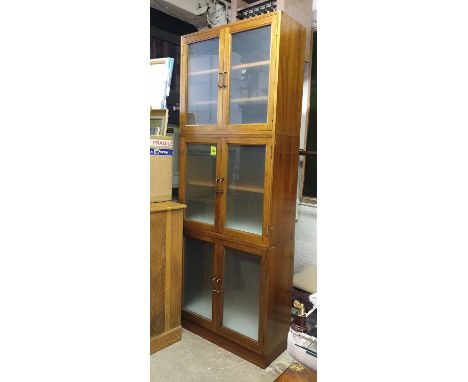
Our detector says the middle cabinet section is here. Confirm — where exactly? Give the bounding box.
[180,137,272,246]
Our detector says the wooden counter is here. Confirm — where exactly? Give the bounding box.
[150,201,186,354]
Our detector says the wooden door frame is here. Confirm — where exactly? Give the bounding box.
[179,136,222,233]
[180,28,224,135]
[219,136,273,247]
[221,13,279,133]
[181,232,218,333]
[216,239,267,353]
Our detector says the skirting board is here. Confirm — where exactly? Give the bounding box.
[150,326,182,354]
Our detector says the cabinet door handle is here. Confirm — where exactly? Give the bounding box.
[215,177,224,194]
[216,278,221,293]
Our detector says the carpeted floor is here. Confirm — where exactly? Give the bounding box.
[150,329,293,382]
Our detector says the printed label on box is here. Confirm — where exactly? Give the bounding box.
[150,139,173,148]
[150,148,173,156]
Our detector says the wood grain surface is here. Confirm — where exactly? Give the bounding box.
[150,202,186,354]
[275,362,317,382]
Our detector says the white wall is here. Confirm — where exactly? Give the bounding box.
[294,204,317,273]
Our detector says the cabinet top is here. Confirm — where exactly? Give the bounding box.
[150,201,187,213]
[181,10,281,41]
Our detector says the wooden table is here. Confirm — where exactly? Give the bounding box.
[150,201,186,354]
[275,362,317,382]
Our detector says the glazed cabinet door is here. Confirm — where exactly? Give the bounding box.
[219,138,272,245]
[182,235,217,331]
[222,15,277,131]
[181,31,223,133]
[179,138,222,231]
[217,241,266,351]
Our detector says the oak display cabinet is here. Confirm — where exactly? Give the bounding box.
[179,11,306,368]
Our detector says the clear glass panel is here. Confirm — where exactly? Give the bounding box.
[226,145,265,235]
[187,38,219,125]
[229,26,271,124]
[185,144,217,225]
[222,248,261,340]
[183,237,214,320]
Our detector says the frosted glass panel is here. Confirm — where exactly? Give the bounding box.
[183,238,214,320]
[222,248,261,341]
[226,145,265,235]
[187,38,219,125]
[185,144,217,225]
[229,26,271,124]
[150,118,164,136]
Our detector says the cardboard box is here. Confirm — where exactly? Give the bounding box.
[150,135,173,202]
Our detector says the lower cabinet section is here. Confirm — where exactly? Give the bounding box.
[182,230,294,368]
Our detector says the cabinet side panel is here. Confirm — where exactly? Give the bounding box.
[275,12,306,137]
[264,240,295,360]
[270,13,305,245]
[270,133,300,245]
[150,211,167,337]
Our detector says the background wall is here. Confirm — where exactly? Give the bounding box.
[294,205,317,273]
[293,2,317,273]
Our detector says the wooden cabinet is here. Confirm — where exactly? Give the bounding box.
[150,201,186,354]
[179,11,305,368]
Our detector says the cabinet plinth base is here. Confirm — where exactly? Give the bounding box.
[182,318,286,369]
[150,326,182,354]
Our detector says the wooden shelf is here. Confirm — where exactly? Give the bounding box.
[231,96,268,103]
[228,183,264,193]
[191,96,267,105]
[187,180,215,187]
[188,180,264,193]
[190,100,217,105]
[231,60,269,70]
[225,214,263,236]
[188,68,218,76]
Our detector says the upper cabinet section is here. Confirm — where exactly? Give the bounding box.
[181,13,277,135]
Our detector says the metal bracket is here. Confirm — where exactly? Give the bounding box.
[299,149,317,156]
